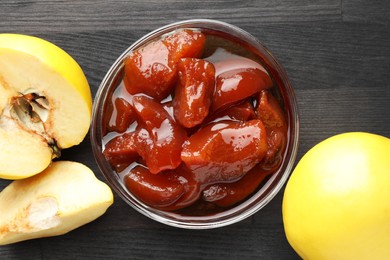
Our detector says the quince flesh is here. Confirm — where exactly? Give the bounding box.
[0,34,92,179]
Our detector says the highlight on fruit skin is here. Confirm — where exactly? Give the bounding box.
[0,34,92,180]
[282,132,390,260]
[0,161,114,246]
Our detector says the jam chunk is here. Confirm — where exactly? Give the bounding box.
[202,165,272,207]
[181,120,268,185]
[124,29,206,100]
[165,29,206,62]
[124,165,185,207]
[173,58,215,128]
[206,100,256,124]
[103,132,139,172]
[256,90,287,166]
[132,96,187,173]
[159,165,201,211]
[211,68,272,112]
[124,165,201,210]
[108,97,135,133]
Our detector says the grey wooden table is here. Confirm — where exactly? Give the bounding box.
[1,1,389,259]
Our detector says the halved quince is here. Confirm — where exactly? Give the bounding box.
[0,161,113,245]
[0,34,92,179]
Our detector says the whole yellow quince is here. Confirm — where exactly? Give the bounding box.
[283,132,390,260]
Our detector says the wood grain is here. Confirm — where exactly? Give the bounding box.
[1,0,390,259]
[342,0,390,23]
[1,0,342,33]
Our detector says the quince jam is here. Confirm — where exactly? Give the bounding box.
[102,29,288,214]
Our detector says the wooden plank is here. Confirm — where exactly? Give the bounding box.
[39,204,298,260]
[342,0,390,23]
[0,0,341,33]
[0,240,42,260]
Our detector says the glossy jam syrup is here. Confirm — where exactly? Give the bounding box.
[101,29,290,215]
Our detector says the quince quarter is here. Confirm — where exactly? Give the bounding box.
[0,161,113,245]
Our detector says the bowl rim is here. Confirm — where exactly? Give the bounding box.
[91,18,300,229]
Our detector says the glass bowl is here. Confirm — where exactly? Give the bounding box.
[91,19,299,229]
